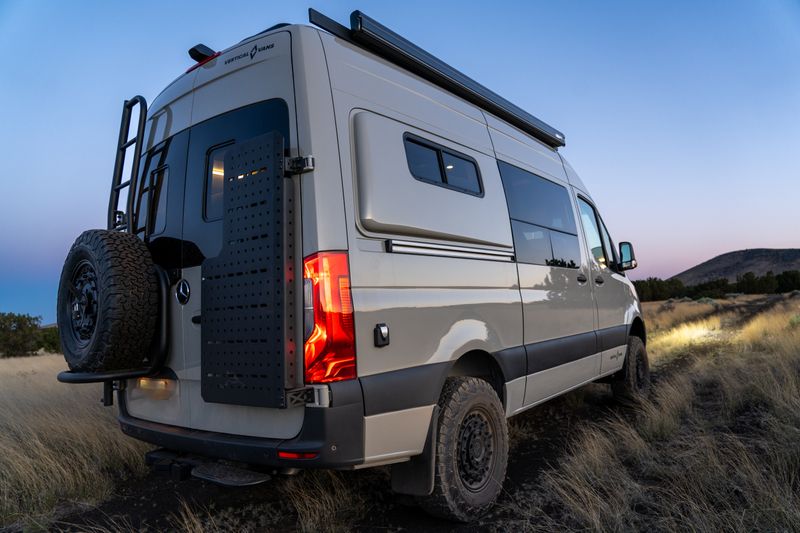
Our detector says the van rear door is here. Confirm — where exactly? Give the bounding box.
[178,32,301,437]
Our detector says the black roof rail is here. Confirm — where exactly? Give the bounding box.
[308,8,566,149]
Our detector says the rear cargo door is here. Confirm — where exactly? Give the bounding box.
[179,32,300,429]
[181,100,292,405]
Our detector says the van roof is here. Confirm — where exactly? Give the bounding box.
[308,9,566,149]
[161,10,566,151]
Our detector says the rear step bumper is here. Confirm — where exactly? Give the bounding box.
[117,380,364,469]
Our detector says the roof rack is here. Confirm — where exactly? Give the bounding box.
[308,8,566,149]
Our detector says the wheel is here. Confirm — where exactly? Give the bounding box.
[57,229,159,372]
[611,336,650,401]
[420,377,508,522]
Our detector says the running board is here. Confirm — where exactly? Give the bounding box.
[191,463,271,487]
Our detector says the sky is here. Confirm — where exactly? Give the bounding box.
[0,0,798,323]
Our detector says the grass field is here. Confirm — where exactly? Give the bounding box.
[0,356,149,529]
[502,294,800,531]
[2,294,799,531]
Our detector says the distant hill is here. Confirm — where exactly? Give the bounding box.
[673,249,800,286]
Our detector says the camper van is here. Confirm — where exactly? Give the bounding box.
[56,9,648,521]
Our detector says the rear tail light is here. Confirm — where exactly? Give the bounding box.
[303,252,356,383]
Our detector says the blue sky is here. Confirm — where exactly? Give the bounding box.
[1,0,798,322]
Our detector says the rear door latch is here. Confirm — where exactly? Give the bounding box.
[284,155,315,176]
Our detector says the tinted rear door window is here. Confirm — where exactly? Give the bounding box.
[183,99,290,265]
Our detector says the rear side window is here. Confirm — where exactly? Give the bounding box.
[498,161,577,233]
[442,152,481,193]
[499,161,581,269]
[405,140,442,184]
[403,135,482,196]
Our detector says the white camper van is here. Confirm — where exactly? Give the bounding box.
[56,9,648,521]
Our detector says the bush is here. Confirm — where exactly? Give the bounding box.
[0,313,61,357]
[0,313,41,357]
[39,327,61,353]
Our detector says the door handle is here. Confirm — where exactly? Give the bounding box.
[577,274,588,283]
[595,276,605,285]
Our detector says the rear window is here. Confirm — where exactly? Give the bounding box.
[192,99,290,223]
[204,143,233,221]
[403,134,482,196]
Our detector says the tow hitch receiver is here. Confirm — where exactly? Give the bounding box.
[145,449,271,487]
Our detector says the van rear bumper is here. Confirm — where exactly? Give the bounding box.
[117,380,365,469]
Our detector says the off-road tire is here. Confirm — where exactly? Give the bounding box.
[611,336,650,402]
[57,229,158,372]
[420,377,508,522]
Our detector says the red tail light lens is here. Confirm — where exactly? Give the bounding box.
[303,252,356,383]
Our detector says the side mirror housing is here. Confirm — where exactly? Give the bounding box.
[619,241,637,271]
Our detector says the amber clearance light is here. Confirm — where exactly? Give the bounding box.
[303,252,356,383]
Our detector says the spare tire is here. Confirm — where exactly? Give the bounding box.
[57,229,159,372]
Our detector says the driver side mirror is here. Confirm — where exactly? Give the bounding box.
[619,242,637,271]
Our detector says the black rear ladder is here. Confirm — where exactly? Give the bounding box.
[108,95,147,232]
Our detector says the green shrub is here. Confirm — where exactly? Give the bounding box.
[39,327,61,353]
[0,313,41,357]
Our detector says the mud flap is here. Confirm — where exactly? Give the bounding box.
[391,405,439,496]
[201,132,289,408]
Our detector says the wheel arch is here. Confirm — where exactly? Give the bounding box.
[447,350,507,407]
[629,316,647,345]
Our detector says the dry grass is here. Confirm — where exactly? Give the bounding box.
[642,299,718,332]
[646,314,730,364]
[641,294,762,333]
[0,354,149,528]
[285,470,372,532]
[505,296,800,531]
[4,296,798,531]
[144,470,375,533]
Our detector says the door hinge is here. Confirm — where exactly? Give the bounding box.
[284,155,315,176]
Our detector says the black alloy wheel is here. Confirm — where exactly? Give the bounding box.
[457,409,495,492]
[66,259,100,347]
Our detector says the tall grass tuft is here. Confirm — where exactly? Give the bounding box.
[0,355,149,527]
[508,297,800,531]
